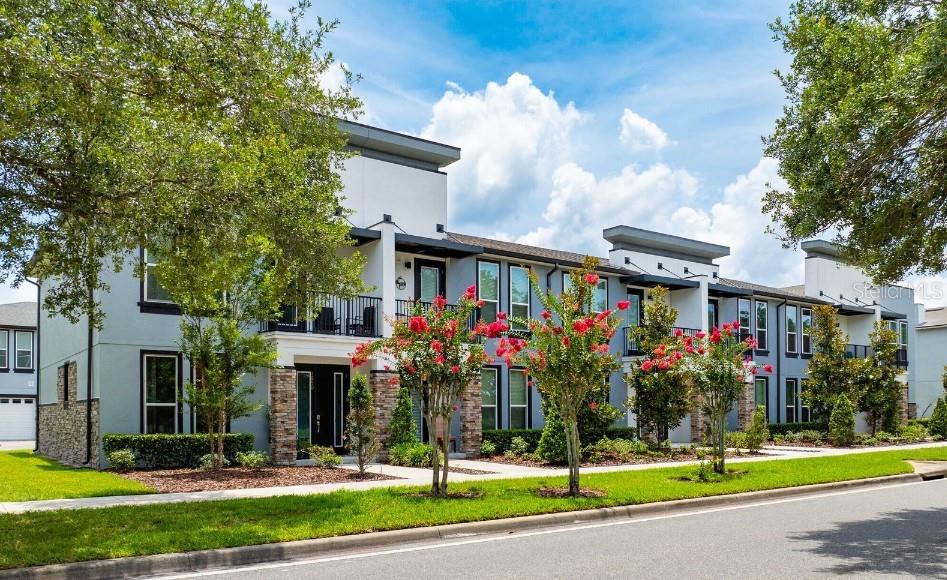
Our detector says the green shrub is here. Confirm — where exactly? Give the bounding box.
[387,386,418,448]
[583,437,648,462]
[479,440,497,457]
[235,450,268,469]
[797,430,825,444]
[388,442,441,468]
[726,431,747,449]
[302,445,341,468]
[198,453,230,470]
[481,429,542,455]
[505,436,530,458]
[874,431,898,444]
[745,406,770,451]
[535,405,567,462]
[106,449,136,472]
[930,398,947,438]
[767,421,824,436]
[102,433,254,469]
[829,394,856,446]
[898,423,929,442]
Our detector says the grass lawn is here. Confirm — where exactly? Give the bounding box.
[0,451,153,502]
[1,446,945,570]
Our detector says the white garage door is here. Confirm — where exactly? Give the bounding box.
[0,398,35,440]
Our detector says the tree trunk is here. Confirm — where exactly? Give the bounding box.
[440,413,452,494]
[424,409,441,496]
[217,402,226,469]
[714,413,726,474]
[563,415,581,496]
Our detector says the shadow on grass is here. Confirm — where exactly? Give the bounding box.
[790,507,947,577]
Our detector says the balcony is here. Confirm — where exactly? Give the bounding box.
[624,326,702,357]
[844,343,909,369]
[260,295,383,338]
[396,299,479,335]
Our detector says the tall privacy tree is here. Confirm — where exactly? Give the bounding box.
[766,1,947,282]
[804,305,856,421]
[353,289,489,497]
[497,258,626,496]
[627,286,691,446]
[0,0,361,327]
[347,374,379,476]
[856,322,902,434]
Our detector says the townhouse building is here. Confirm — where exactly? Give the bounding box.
[35,120,923,467]
[0,301,37,441]
[916,307,947,418]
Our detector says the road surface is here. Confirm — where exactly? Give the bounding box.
[157,478,947,579]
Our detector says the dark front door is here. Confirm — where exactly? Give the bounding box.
[309,365,349,450]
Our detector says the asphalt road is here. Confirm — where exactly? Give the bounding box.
[159,478,947,580]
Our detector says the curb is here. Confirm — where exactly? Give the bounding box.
[1,472,924,580]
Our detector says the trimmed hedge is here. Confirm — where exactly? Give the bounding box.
[767,421,825,436]
[482,427,638,455]
[102,433,255,469]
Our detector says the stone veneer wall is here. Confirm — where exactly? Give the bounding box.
[269,366,297,466]
[737,381,756,430]
[460,375,482,457]
[37,362,100,467]
[369,370,399,451]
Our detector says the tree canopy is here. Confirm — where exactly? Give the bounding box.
[0,0,361,326]
[765,0,947,282]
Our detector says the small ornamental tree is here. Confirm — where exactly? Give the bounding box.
[352,287,489,497]
[347,374,379,476]
[645,322,769,474]
[627,286,691,446]
[829,394,856,446]
[496,257,625,496]
[929,397,947,439]
[856,322,902,434]
[806,305,857,421]
[387,386,418,448]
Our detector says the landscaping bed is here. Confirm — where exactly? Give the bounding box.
[119,466,398,493]
[1,447,945,570]
[483,447,755,468]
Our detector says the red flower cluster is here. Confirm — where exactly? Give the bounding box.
[351,343,371,367]
[408,316,429,334]
[585,273,599,285]
[463,284,476,301]
[616,300,630,311]
[496,336,528,367]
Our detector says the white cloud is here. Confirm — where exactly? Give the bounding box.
[420,73,584,222]
[618,108,670,152]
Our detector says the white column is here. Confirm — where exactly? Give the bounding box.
[379,221,396,337]
[698,277,710,332]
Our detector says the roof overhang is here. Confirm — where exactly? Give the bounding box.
[708,283,753,297]
[837,304,875,316]
[881,309,907,320]
[349,227,382,245]
[394,233,483,258]
[621,273,700,290]
[604,225,730,263]
[339,119,461,168]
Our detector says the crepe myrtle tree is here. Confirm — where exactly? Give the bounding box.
[352,286,490,497]
[496,257,626,497]
[644,321,771,474]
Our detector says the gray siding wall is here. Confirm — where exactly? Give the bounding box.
[0,326,36,396]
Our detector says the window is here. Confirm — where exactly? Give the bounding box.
[296,371,312,449]
[509,266,530,330]
[898,320,908,348]
[481,367,499,429]
[708,300,719,330]
[593,278,608,313]
[786,305,798,354]
[754,377,768,409]
[62,362,70,403]
[800,379,811,422]
[143,248,173,303]
[477,261,500,323]
[738,298,752,332]
[627,290,643,327]
[785,378,798,423]
[0,329,7,369]
[333,372,345,447]
[755,301,768,351]
[14,331,32,369]
[419,265,440,303]
[509,369,528,429]
[143,354,179,434]
[801,308,813,354]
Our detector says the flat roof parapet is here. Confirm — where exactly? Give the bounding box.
[603,225,730,264]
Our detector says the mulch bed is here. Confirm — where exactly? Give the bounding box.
[536,486,606,498]
[484,449,750,469]
[120,466,399,493]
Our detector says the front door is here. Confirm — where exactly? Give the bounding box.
[310,365,350,450]
[415,259,446,303]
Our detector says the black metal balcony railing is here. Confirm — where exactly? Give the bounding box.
[844,343,909,369]
[260,294,383,338]
[624,326,702,357]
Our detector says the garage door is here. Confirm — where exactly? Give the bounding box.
[0,397,35,440]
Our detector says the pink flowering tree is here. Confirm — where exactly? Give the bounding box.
[642,321,771,474]
[497,257,626,496]
[351,286,491,497]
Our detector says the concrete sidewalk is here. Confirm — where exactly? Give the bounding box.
[1,441,944,515]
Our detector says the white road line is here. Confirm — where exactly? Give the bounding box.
[153,480,930,579]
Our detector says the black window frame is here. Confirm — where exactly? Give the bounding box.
[785,304,798,356]
[738,298,752,332]
[508,264,531,331]
[785,378,798,423]
[476,259,501,324]
[755,300,769,352]
[800,307,813,356]
[507,367,530,430]
[140,350,184,434]
[481,366,501,430]
[13,330,33,372]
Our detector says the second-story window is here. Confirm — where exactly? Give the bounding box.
[0,329,7,369]
[738,298,751,332]
[594,277,608,312]
[755,300,769,351]
[786,305,798,354]
[509,265,530,330]
[144,248,173,303]
[801,307,812,354]
[898,320,908,349]
[708,300,719,330]
[477,261,499,323]
[14,331,32,370]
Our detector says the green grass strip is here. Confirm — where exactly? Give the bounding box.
[0,451,152,502]
[1,447,945,570]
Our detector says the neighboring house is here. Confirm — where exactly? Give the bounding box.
[35,120,924,467]
[0,301,38,441]
[915,307,947,418]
